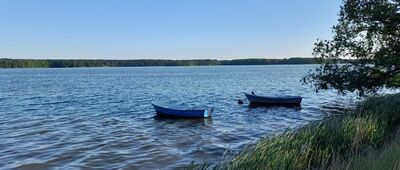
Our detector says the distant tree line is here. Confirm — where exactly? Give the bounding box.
[220,58,316,65]
[0,57,317,68]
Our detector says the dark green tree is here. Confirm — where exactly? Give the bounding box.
[303,0,400,96]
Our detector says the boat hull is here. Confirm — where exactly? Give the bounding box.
[152,103,212,118]
[245,93,302,106]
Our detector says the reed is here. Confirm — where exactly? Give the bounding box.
[188,93,400,169]
[329,135,400,170]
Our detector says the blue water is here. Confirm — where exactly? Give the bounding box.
[0,65,356,169]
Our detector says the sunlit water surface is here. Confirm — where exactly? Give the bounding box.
[0,65,358,169]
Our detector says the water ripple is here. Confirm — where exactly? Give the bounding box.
[0,66,357,169]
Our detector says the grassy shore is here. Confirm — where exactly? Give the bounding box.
[330,135,400,169]
[188,93,400,169]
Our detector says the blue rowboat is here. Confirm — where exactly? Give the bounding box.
[152,102,213,118]
[245,93,302,105]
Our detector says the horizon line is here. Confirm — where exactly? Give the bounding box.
[0,57,314,60]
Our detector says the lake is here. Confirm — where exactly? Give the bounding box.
[0,65,356,169]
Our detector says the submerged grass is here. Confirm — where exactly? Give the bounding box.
[187,93,400,169]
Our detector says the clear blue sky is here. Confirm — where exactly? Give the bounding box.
[1,0,342,59]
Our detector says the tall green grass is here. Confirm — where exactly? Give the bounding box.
[330,135,400,170]
[198,93,400,170]
[224,93,400,169]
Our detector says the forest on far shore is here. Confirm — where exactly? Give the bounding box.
[0,58,316,68]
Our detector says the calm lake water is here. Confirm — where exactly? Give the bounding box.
[0,65,357,169]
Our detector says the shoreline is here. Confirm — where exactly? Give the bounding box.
[189,93,400,169]
[0,64,321,69]
[0,58,317,68]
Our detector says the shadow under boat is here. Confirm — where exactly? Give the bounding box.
[153,114,213,126]
[153,113,213,119]
[245,92,302,109]
[248,102,302,109]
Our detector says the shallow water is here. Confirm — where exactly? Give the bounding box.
[0,65,356,169]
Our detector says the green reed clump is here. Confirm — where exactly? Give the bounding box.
[223,93,400,169]
[329,135,400,170]
[355,93,400,129]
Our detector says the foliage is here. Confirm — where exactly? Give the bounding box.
[330,135,400,170]
[216,93,400,169]
[219,58,316,65]
[303,0,400,96]
[0,58,316,68]
[0,58,220,68]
